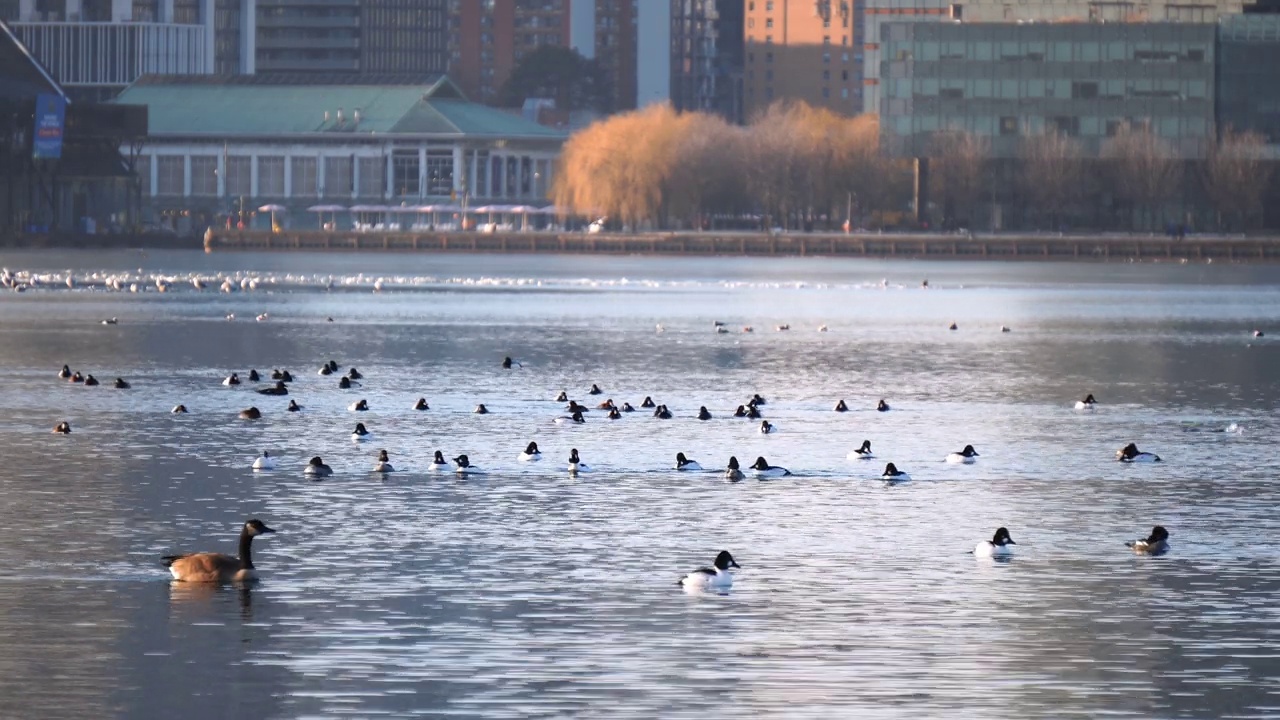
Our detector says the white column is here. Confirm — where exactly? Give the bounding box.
[384,152,393,199]
[418,146,427,198]
[250,154,259,198]
[352,156,360,199]
[148,154,157,197]
[182,154,191,197]
[216,151,225,197]
[452,145,464,197]
[318,155,326,198]
[470,151,479,199]
[283,152,292,198]
[498,155,508,199]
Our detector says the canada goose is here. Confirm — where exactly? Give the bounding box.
[161,519,276,583]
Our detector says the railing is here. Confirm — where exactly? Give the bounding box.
[9,22,210,87]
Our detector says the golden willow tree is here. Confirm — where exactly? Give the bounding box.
[553,101,903,230]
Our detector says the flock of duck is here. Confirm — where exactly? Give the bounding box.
[47,351,1175,588]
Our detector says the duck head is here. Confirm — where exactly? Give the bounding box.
[992,527,1015,546]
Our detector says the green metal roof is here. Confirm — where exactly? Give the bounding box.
[114,77,565,140]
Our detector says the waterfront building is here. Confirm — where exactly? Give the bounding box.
[253,0,447,76]
[1217,11,1280,143]
[112,75,565,232]
[671,0,744,122]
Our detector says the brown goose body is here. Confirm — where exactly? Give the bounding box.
[162,519,275,583]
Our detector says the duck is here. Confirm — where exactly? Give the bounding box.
[1000,326,1011,333]
[555,390,569,402]
[502,356,521,369]
[948,322,958,331]
[347,368,363,380]
[946,445,980,464]
[473,404,490,414]
[326,360,339,373]
[733,405,749,417]
[678,550,741,590]
[741,326,754,333]
[1116,443,1161,463]
[1253,330,1264,338]
[973,527,1016,558]
[83,375,100,386]
[847,440,874,460]
[518,442,542,461]
[881,463,910,481]
[697,406,712,421]
[640,396,655,408]
[113,378,130,389]
[596,399,615,410]
[338,376,356,389]
[372,449,395,473]
[172,404,188,414]
[351,423,371,441]
[834,399,849,412]
[69,371,84,383]
[102,317,119,325]
[724,456,744,481]
[257,381,287,396]
[348,399,369,412]
[318,364,333,376]
[607,408,622,420]
[162,519,276,583]
[58,365,71,379]
[279,370,294,383]
[675,452,702,471]
[653,405,672,420]
[566,401,590,414]
[247,369,260,382]
[876,399,890,412]
[453,454,481,475]
[818,324,829,332]
[745,405,762,419]
[251,451,276,471]
[587,384,602,395]
[1075,394,1097,410]
[716,325,728,334]
[554,411,586,425]
[270,369,285,380]
[1127,526,1170,556]
[428,450,449,471]
[286,400,302,412]
[751,456,790,477]
[567,448,590,474]
[53,421,71,434]
[750,393,767,406]
[222,373,241,386]
[414,397,430,411]
[238,407,261,420]
[619,402,635,413]
[759,420,774,434]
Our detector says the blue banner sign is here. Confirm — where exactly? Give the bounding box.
[33,93,66,160]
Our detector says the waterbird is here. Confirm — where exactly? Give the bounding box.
[554,411,586,425]
[847,440,874,460]
[1127,526,1170,556]
[675,452,702,471]
[373,450,394,473]
[58,365,70,379]
[949,322,958,330]
[724,456,743,481]
[640,396,655,408]
[256,381,288,396]
[347,368,363,380]
[247,369,260,382]
[239,407,261,420]
[518,442,542,461]
[946,445,980,464]
[102,317,118,325]
[162,519,276,583]
[751,456,790,477]
[876,399,890,412]
[252,451,275,471]
[53,421,71,434]
[69,371,84,383]
[414,398,430,411]
[653,405,672,420]
[697,406,712,420]
[348,399,369,412]
[607,407,621,419]
[1075,393,1097,410]
[567,448,590,474]
[351,423,371,441]
[429,450,448,471]
[453,454,481,475]
[973,527,1016,558]
[222,373,241,386]
[83,375,99,386]
[287,400,302,412]
[1116,443,1161,463]
[834,399,848,412]
[113,378,130,389]
[588,384,602,395]
[759,420,774,434]
[881,463,910,481]
[172,405,188,414]
[555,390,569,402]
[473,404,490,414]
[678,551,740,590]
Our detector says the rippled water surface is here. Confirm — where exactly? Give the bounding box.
[1,250,1279,719]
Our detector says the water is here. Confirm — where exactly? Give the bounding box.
[1,250,1278,719]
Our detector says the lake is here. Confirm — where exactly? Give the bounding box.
[0,250,1277,719]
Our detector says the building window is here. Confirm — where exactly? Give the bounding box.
[748,52,754,63]
[290,157,317,198]
[1071,81,1099,100]
[841,70,849,81]
[324,156,353,197]
[157,156,184,197]
[748,18,754,28]
[999,117,1019,136]
[765,18,772,28]
[190,156,217,196]
[392,150,420,197]
[766,69,773,81]
[823,70,830,80]
[823,36,830,45]
[225,156,250,196]
[766,0,773,10]
[258,157,285,197]
[842,88,849,98]
[426,151,454,196]
[766,52,773,63]
[359,157,384,198]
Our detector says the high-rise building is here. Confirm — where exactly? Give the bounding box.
[593,0,636,112]
[254,0,446,76]
[447,0,572,105]
[743,0,863,118]
[671,0,743,122]
[2,0,215,101]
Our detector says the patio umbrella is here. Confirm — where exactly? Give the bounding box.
[307,204,345,229]
[259,203,285,231]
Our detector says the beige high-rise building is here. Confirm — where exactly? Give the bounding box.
[743,0,864,119]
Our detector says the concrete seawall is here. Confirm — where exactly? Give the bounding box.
[203,229,1280,262]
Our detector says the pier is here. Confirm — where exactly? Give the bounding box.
[203,229,1280,262]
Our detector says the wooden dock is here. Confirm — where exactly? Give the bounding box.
[203,229,1280,262]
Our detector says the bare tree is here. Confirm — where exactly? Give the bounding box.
[1022,130,1085,230]
[1203,127,1274,232]
[929,130,988,229]
[1104,122,1182,231]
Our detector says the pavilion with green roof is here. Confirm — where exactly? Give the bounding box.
[114,75,567,230]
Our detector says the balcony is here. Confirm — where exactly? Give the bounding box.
[9,22,210,88]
